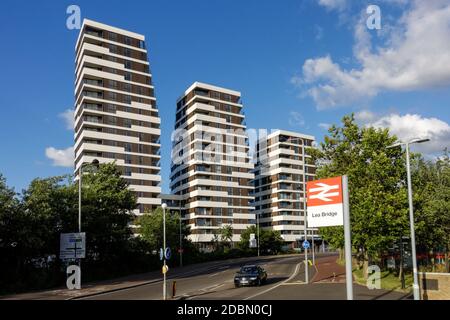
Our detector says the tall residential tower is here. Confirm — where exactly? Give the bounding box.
[170,82,255,251]
[252,130,317,248]
[74,19,161,214]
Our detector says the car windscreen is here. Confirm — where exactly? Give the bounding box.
[240,266,258,274]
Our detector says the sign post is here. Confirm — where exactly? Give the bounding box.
[60,232,86,291]
[342,175,353,300]
[307,176,353,300]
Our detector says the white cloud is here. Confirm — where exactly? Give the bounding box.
[59,109,74,130]
[45,147,74,168]
[318,0,348,11]
[318,123,331,130]
[355,110,377,123]
[288,111,305,127]
[295,0,450,109]
[361,113,450,155]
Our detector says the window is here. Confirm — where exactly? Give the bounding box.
[125,73,132,81]
[125,60,132,69]
[125,37,132,46]
[109,45,117,54]
[109,33,117,41]
[109,80,117,89]
[109,92,117,100]
[124,48,132,57]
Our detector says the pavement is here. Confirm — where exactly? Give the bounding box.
[1,253,412,300]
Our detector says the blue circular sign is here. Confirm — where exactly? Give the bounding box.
[159,248,164,261]
[302,240,310,249]
[165,247,171,260]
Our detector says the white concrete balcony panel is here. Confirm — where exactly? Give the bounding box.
[75,156,125,172]
[186,200,229,208]
[116,111,160,124]
[74,130,159,151]
[128,185,161,193]
[76,42,150,67]
[131,173,161,181]
[233,213,256,220]
[76,143,124,158]
[272,225,304,231]
[137,197,162,205]
[130,125,160,135]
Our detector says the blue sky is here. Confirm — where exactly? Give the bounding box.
[0,0,449,194]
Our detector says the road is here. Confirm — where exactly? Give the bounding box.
[77,253,410,300]
[79,254,316,300]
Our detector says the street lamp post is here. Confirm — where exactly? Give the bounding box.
[179,201,183,267]
[387,138,430,300]
[300,138,309,283]
[162,203,167,301]
[77,159,99,288]
[257,211,260,257]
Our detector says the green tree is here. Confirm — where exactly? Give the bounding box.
[413,151,450,271]
[78,163,137,264]
[310,114,410,276]
[239,226,284,254]
[138,207,190,256]
[220,225,234,248]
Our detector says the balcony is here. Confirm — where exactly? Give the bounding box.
[83,79,103,87]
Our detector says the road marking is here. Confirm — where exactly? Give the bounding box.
[218,266,230,270]
[185,283,226,300]
[280,282,307,285]
[243,260,302,300]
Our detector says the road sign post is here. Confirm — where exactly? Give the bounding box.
[307,175,353,300]
[342,175,353,300]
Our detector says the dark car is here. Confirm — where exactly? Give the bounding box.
[234,265,267,287]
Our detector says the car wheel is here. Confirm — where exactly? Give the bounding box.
[235,284,239,288]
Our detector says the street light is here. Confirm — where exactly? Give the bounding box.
[179,201,183,267]
[77,158,99,289]
[162,202,167,301]
[387,137,430,300]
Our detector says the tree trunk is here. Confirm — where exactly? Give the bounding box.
[446,244,449,273]
[363,250,369,280]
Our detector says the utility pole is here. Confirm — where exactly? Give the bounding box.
[300,138,309,284]
[388,138,430,300]
[179,202,183,267]
[257,211,260,257]
[162,203,167,300]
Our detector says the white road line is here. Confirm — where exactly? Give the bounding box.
[208,272,220,278]
[243,261,302,300]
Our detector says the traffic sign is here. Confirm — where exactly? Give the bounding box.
[159,248,164,261]
[165,247,171,260]
[302,240,310,249]
[307,176,344,227]
[162,265,169,274]
[60,233,86,260]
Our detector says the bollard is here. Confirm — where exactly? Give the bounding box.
[172,281,176,298]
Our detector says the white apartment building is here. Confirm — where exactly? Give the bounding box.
[252,130,317,247]
[74,19,161,215]
[170,82,255,251]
